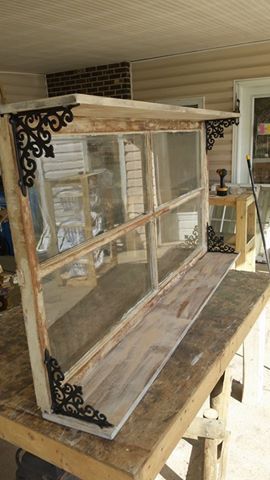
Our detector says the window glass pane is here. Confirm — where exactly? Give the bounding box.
[252,97,270,183]
[43,224,151,372]
[152,131,201,204]
[29,134,147,261]
[157,196,202,283]
[210,205,236,239]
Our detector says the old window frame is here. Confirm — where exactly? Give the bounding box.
[35,127,206,379]
[2,91,241,416]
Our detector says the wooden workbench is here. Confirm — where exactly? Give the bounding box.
[0,270,269,480]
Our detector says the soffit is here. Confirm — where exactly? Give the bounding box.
[1,0,270,73]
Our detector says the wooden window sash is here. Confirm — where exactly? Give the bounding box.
[39,187,204,278]
[35,128,205,380]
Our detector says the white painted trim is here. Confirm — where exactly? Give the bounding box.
[233,77,270,184]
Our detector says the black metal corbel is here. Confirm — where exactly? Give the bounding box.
[9,105,76,196]
[44,350,113,429]
[205,99,240,151]
[207,224,236,254]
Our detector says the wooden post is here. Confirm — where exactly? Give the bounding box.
[235,196,248,270]
[210,370,232,424]
[203,408,219,480]
[202,369,232,480]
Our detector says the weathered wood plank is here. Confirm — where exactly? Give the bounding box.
[0,93,240,122]
[0,270,269,480]
[45,252,236,439]
[184,417,225,441]
[58,118,201,134]
[0,117,51,412]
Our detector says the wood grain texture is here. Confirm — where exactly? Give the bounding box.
[0,272,269,480]
[0,117,51,411]
[0,93,240,122]
[209,192,256,272]
[57,118,201,135]
[44,252,236,439]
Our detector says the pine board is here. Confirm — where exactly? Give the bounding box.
[0,93,240,122]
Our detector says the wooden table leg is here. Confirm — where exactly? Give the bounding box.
[203,369,232,480]
[203,408,219,480]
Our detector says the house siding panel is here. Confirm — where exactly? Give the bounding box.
[0,72,47,103]
[132,42,270,183]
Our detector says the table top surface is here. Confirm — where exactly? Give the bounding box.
[209,192,254,206]
[0,270,269,480]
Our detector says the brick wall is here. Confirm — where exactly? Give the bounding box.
[46,62,132,99]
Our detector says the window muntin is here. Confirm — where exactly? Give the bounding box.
[34,129,204,372]
[152,131,201,205]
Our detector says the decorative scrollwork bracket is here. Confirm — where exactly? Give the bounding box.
[205,99,240,151]
[185,225,199,248]
[207,225,236,254]
[9,105,76,196]
[44,349,113,429]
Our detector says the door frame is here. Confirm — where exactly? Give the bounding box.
[233,77,270,184]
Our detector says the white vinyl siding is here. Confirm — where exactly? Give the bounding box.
[0,72,47,103]
[132,42,270,183]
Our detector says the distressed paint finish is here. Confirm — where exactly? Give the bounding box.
[55,118,201,135]
[0,117,51,411]
[0,93,239,436]
[55,252,236,439]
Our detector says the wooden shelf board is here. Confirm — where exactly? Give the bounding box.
[0,94,240,123]
[43,252,237,439]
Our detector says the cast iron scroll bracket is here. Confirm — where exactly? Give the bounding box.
[205,99,240,151]
[9,105,76,196]
[44,349,113,429]
[207,224,236,254]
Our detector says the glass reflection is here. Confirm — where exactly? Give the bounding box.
[43,225,151,372]
[157,196,202,282]
[29,134,147,261]
[152,131,201,204]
